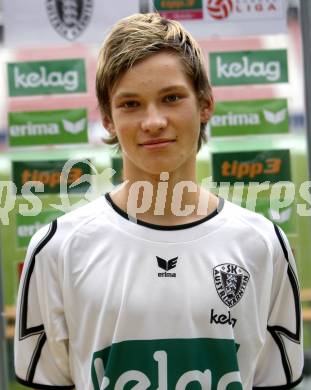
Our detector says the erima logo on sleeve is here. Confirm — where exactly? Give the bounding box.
[156,256,178,278]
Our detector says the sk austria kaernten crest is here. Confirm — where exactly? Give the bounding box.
[46,0,93,41]
[213,263,250,308]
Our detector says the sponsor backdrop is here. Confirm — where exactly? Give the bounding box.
[111,156,124,185]
[251,195,297,235]
[210,99,289,137]
[3,0,287,46]
[209,50,288,86]
[1,2,311,390]
[12,159,92,194]
[15,210,63,248]
[3,0,140,46]
[8,109,88,147]
[212,149,291,184]
[7,59,87,96]
[151,0,287,37]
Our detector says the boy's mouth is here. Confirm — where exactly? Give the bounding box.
[139,138,176,148]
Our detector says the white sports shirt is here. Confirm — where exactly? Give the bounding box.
[14,194,303,390]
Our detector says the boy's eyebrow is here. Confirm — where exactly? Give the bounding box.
[159,85,188,92]
[114,85,188,100]
[114,92,139,99]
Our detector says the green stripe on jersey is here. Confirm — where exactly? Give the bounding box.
[91,338,242,390]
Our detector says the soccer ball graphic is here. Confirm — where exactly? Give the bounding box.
[207,0,234,20]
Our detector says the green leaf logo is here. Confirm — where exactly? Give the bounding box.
[268,207,292,223]
[62,118,86,134]
[263,108,287,124]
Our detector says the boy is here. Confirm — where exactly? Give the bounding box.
[15,13,303,389]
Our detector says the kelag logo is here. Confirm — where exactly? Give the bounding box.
[209,50,288,86]
[8,109,88,147]
[7,59,86,96]
[91,338,242,390]
[212,149,291,185]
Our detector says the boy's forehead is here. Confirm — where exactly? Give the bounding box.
[111,51,189,93]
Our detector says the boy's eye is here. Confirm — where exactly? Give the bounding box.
[122,100,139,108]
[164,94,180,103]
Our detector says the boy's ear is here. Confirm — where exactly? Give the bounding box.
[200,95,214,124]
[102,114,115,135]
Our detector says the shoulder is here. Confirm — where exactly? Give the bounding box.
[222,199,285,257]
[28,196,109,258]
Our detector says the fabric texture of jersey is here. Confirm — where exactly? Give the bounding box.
[14,195,304,390]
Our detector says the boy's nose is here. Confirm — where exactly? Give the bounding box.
[141,105,167,133]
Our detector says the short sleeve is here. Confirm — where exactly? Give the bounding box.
[14,220,75,389]
[253,225,304,389]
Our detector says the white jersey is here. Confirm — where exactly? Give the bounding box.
[14,194,303,390]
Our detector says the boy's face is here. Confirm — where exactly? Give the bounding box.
[103,51,210,179]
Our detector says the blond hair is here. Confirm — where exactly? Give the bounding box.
[96,13,214,150]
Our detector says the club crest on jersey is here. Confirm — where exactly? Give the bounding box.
[213,263,250,308]
[46,0,93,41]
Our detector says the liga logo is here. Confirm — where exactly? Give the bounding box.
[207,0,234,20]
[46,0,93,41]
[213,263,250,308]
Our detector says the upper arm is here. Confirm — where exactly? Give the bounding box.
[253,225,303,389]
[14,220,75,389]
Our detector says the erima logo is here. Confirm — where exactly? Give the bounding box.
[157,256,177,278]
[211,108,287,128]
[46,0,93,41]
[62,118,86,134]
[263,108,287,124]
[10,122,59,137]
[17,222,46,239]
[9,118,86,137]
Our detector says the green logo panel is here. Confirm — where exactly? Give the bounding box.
[153,0,203,19]
[8,108,88,147]
[210,99,289,137]
[7,59,86,96]
[111,157,123,185]
[209,50,288,86]
[16,210,63,248]
[91,338,242,390]
[249,194,297,234]
[212,149,291,185]
[12,159,91,195]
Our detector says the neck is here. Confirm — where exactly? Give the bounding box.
[110,171,218,225]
